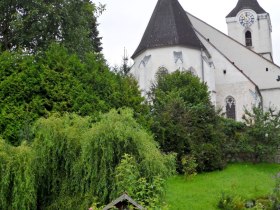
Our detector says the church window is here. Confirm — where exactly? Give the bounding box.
[245,31,252,47]
[187,66,197,76]
[226,96,236,120]
[139,55,151,68]
[173,51,183,64]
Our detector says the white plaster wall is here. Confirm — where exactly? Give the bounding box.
[188,12,280,89]
[188,12,280,111]
[216,82,258,121]
[197,32,256,120]
[261,89,280,111]
[131,46,216,103]
[226,10,272,59]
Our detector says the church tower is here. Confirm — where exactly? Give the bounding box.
[226,0,273,61]
[131,0,216,102]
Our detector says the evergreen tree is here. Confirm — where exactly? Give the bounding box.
[0,45,146,145]
[150,70,226,172]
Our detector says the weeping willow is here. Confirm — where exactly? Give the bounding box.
[0,108,175,209]
[0,139,36,210]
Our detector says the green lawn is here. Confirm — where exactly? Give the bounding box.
[166,163,280,210]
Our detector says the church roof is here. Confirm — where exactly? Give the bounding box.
[226,0,267,18]
[131,0,205,59]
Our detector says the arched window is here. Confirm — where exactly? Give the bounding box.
[245,31,252,47]
[226,96,236,120]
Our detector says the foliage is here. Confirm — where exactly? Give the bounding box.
[150,70,226,172]
[0,45,147,145]
[220,118,248,162]
[0,109,174,209]
[72,109,175,205]
[0,139,36,210]
[113,154,140,197]
[0,0,103,56]
[112,154,167,209]
[243,106,280,162]
[218,193,245,210]
[270,173,280,209]
[181,154,198,178]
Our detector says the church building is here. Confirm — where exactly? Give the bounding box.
[130,0,280,121]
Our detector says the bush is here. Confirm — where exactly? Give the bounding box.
[218,193,245,210]
[0,108,175,209]
[181,154,198,178]
[243,107,280,163]
[150,70,226,173]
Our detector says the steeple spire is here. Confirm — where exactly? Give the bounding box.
[131,0,204,59]
[226,0,267,18]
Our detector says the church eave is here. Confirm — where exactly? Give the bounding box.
[131,43,203,59]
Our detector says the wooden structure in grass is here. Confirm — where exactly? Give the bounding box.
[103,193,144,210]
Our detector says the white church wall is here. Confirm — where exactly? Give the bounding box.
[188,13,280,111]
[226,10,258,48]
[197,32,256,121]
[257,14,273,58]
[131,46,216,99]
[216,82,257,121]
[261,89,280,110]
[226,10,272,59]
[202,54,217,105]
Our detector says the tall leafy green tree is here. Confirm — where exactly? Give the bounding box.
[0,0,103,56]
[0,45,147,145]
[150,70,226,172]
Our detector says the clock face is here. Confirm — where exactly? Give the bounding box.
[239,12,255,27]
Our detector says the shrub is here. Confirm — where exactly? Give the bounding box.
[150,70,226,173]
[218,193,245,210]
[243,107,280,163]
[181,154,198,178]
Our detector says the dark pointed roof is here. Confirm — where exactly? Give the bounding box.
[131,0,205,59]
[226,0,267,18]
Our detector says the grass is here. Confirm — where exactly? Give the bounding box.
[165,163,280,210]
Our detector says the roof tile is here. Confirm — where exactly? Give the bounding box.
[132,0,205,59]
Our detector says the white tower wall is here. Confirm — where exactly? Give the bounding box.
[226,10,273,60]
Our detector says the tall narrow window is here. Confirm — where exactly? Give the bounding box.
[245,31,252,47]
[226,96,236,120]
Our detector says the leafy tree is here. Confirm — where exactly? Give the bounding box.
[0,45,147,145]
[150,70,226,172]
[243,106,280,162]
[0,0,103,56]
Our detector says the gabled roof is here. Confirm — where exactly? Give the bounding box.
[226,0,267,18]
[187,12,280,90]
[131,0,205,59]
[103,193,144,210]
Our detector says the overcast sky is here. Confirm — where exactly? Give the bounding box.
[98,0,280,66]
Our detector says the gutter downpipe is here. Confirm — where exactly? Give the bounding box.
[201,48,205,82]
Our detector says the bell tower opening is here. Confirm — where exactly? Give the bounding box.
[245,31,252,47]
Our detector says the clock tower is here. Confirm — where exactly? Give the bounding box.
[226,0,273,61]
